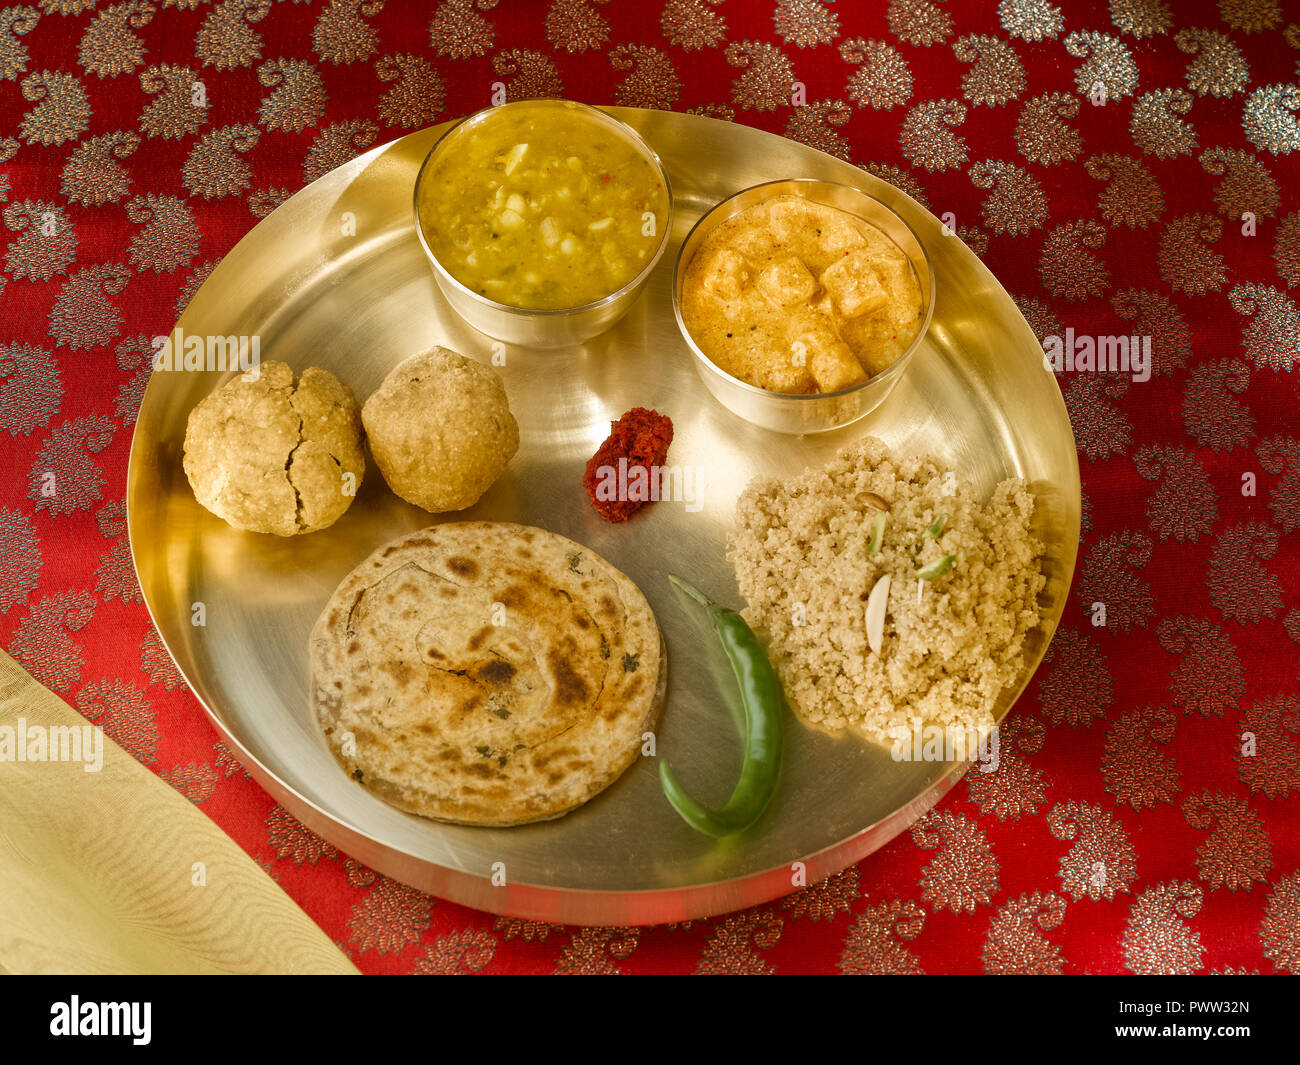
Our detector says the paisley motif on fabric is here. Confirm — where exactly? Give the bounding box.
[1122,881,1203,974]
[76,677,157,764]
[546,0,610,54]
[1037,626,1113,727]
[965,713,1047,819]
[490,48,563,102]
[982,892,1066,974]
[1256,435,1300,533]
[696,909,783,974]
[0,6,40,82]
[784,99,851,161]
[887,0,952,48]
[1014,92,1080,165]
[9,589,96,693]
[138,64,208,139]
[1084,153,1163,228]
[27,414,115,515]
[1260,871,1300,973]
[997,0,1063,43]
[347,876,434,954]
[267,804,338,864]
[1110,288,1189,374]
[1039,219,1108,301]
[1101,705,1181,809]
[1206,522,1283,624]
[1182,358,1254,452]
[195,0,270,71]
[94,499,140,604]
[1108,0,1172,38]
[0,506,43,613]
[839,899,925,975]
[302,119,379,183]
[840,38,912,111]
[1131,88,1197,159]
[1077,529,1155,632]
[1184,790,1274,892]
[1064,31,1138,102]
[1048,800,1138,900]
[969,159,1047,235]
[375,54,444,129]
[313,0,383,66]
[158,762,220,803]
[1227,283,1300,371]
[1063,374,1129,461]
[1175,27,1250,98]
[1157,213,1225,295]
[415,929,497,974]
[19,69,91,145]
[428,0,497,60]
[141,625,188,692]
[1156,616,1245,718]
[912,809,1000,914]
[899,98,967,171]
[661,0,726,52]
[952,34,1025,108]
[1133,444,1216,542]
[182,125,260,199]
[772,0,839,49]
[257,57,326,133]
[78,0,155,79]
[1235,695,1300,801]
[780,867,859,921]
[724,40,795,113]
[60,130,139,205]
[554,926,640,974]
[610,43,680,110]
[126,194,200,273]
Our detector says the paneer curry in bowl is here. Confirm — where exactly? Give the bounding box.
[673,179,933,434]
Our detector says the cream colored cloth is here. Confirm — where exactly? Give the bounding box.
[0,649,357,974]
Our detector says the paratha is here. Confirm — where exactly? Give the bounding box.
[309,522,665,826]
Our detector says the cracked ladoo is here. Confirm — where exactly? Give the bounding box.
[182,359,365,536]
[309,522,666,826]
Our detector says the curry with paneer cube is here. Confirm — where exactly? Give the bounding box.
[680,195,923,394]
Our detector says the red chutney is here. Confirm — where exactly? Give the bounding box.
[583,407,674,522]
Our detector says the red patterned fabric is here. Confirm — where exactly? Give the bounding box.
[1,0,1298,974]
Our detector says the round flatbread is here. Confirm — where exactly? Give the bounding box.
[309,522,665,826]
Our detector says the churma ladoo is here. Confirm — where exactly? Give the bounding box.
[362,347,519,514]
[183,360,365,536]
[681,194,924,394]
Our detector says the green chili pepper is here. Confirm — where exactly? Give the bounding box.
[917,553,956,580]
[866,509,887,555]
[927,513,948,538]
[659,575,784,838]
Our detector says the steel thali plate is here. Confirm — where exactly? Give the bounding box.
[128,108,1081,926]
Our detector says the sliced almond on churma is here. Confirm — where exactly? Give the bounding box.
[865,573,891,656]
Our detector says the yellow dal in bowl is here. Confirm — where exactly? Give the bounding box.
[419,105,669,311]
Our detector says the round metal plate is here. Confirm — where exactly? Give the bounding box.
[128,109,1080,926]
